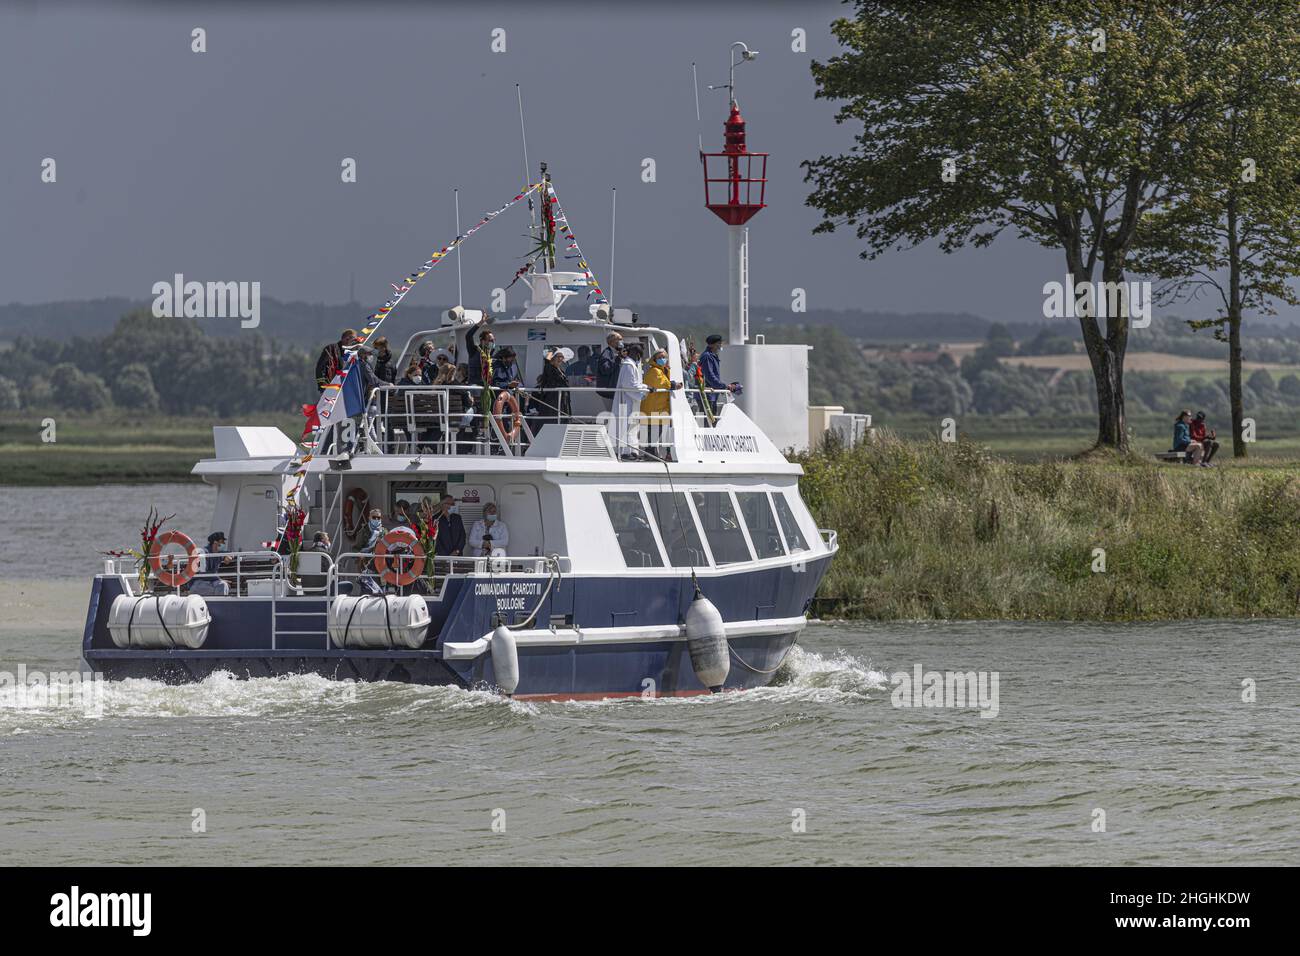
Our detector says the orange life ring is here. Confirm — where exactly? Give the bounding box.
[492,390,522,443]
[373,528,426,587]
[149,530,201,588]
[342,487,369,539]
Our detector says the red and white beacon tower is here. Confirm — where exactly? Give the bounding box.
[699,42,811,450]
[701,57,766,344]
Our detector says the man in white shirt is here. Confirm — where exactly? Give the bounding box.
[611,343,650,461]
[467,503,509,557]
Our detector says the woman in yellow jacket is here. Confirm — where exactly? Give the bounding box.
[641,349,682,460]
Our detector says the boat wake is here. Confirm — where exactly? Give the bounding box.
[1,645,887,730]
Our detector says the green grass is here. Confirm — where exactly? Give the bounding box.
[798,431,1300,621]
[883,411,1300,461]
[0,412,301,485]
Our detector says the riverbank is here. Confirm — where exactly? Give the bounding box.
[798,432,1300,621]
[0,412,298,484]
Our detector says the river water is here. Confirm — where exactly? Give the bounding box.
[1,485,1296,865]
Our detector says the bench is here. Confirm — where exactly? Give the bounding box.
[1154,450,1191,463]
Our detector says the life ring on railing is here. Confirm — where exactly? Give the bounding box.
[149,530,201,588]
[343,487,369,539]
[492,391,523,443]
[373,528,426,587]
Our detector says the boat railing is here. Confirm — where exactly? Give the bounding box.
[818,528,838,551]
[100,547,568,601]
[101,550,298,598]
[330,550,570,599]
[312,383,734,460]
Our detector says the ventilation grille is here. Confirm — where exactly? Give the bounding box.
[559,425,615,459]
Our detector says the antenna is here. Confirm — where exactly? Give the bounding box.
[692,62,703,152]
[454,188,463,306]
[609,187,617,305]
[517,84,536,236]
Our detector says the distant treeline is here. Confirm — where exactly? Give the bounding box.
[0,297,999,347]
[3,305,1298,422]
[0,311,311,416]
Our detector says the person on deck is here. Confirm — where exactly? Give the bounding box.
[371,337,396,384]
[699,334,738,417]
[434,494,466,558]
[467,503,510,558]
[1172,409,1205,465]
[464,319,496,436]
[491,347,523,391]
[596,330,624,400]
[567,344,595,384]
[612,343,651,461]
[1190,411,1220,465]
[641,348,682,460]
[315,329,357,390]
[530,347,572,432]
[190,531,232,596]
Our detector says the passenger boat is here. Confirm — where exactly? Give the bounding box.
[81,90,839,699]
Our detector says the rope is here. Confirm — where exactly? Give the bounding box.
[728,642,795,676]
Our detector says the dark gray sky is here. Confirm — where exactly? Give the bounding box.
[5,1,1285,326]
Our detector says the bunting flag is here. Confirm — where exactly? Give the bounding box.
[547,183,608,305]
[280,180,543,516]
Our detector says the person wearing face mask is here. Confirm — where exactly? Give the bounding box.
[641,348,683,460]
[699,334,739,417]
[610,342,652,461]
[360,509,386,552]
[433,494,467,559]
[467,503,510,558]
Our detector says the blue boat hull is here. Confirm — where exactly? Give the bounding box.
[82,554,829,698]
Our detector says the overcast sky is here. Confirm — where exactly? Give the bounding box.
[3,1,1290,326]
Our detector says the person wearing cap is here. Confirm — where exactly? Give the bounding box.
[596,330,624,400]
[1189,411,1219,465]
[529,346,573,432]
[189,531,232,595]
[699,334,738,416]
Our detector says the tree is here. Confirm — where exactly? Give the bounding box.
[0,376,19,411]
[49,363,111,412]
[112,363,160,411]
[1129,6,1300,457]
[805,1,1229,451]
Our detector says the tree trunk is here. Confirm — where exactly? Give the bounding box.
[1080,261,1130,452]
[1227,192,1246,458]
[1228,312,1245,457]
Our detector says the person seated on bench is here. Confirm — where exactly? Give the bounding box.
[1172,409,1205,465]
[1190,410,1219,465]
[190,531,232,595]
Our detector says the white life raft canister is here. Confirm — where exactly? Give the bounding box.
[107,593,211,649]
[329,595,431,649]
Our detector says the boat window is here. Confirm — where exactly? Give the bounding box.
[602,492,663,568]
[772,493,810,552]
[737,492,786,559]
[690,491,752,565]
[646,492,708,567]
